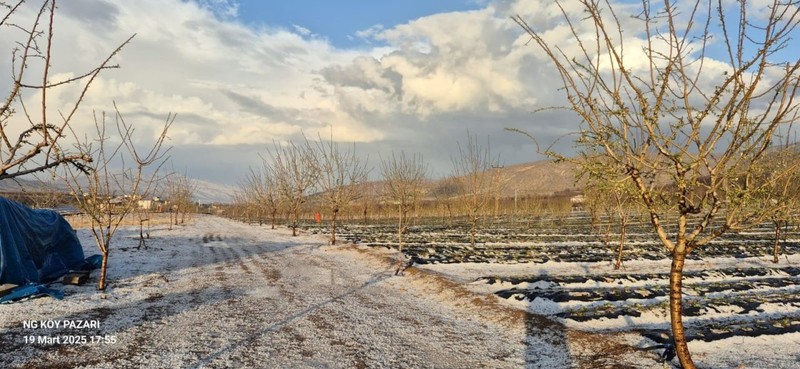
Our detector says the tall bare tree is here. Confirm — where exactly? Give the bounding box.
[451,133,500,247]
[59,105,172,291]
[380,151,427,275]
[268,138,319,236]
[241,163,281,229]
[314,135,369,245]
[0,1,134,181]
[165,173,198,226]
[514,1,800,367]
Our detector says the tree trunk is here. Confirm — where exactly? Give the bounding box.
[447,203,452,226]
[292,209,298,236]
[470,215,477,247]
[98,248,109,291]
[270,209,276,230]
[331,209,338,245]
[396,205,405,274]
[601,210,613,247]
[614,216,627,270]
[670,246,695,369]
[138,220,146,250]
[773,220,782,263]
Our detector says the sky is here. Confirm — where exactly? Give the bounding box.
[233,0,486,48]
[1,0,795,195]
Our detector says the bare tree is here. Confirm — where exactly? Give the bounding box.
[165,173,198,226]
[491,166,509,218]
[229,190,251,223]
[514,1,800,366]
[59,105,172,291]
[242,168,270,224]
[0,1,134,181]
[765,140,800,263]
[262,168,282,228]
[241,163,281,229]
[380,151,427,275]
[583,184,614,247]
[431,175,460,226]
[314,135,369,245]
[451,133,500,247]
[268,138,319,236]
[583,170,637,270]
[135,199,154,250]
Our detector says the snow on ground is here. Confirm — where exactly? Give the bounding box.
[0,215,658,368]
[422,255,800,368]
[421,254,800,284]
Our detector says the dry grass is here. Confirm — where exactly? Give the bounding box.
[64,212,178,229]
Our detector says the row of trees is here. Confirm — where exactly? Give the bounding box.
[234,133,517,272]
[237,135,369,239]
[227,188,574,226]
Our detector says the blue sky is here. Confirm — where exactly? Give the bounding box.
[234,0,484,48]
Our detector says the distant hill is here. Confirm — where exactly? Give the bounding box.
[193,179,235,204]
[490,160,580,197]
[0,175,234,205]
[0,177,53,192]
[424,159,580,199]
[0,158,579,205]
[349,159,581,202]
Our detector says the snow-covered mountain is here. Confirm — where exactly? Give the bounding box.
[192,179,235,204]
[0,175,235,204]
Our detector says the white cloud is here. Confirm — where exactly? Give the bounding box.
[0,0,632,183]
[196,0,240,19]
[3,0,776,184]
[292,24,312,36]
[354,24,384,42]
[3,0,376,147]
[323,7,536,117]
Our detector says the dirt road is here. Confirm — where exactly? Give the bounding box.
[0,216,653,368]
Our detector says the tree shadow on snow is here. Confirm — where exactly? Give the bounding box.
[519,268,645,368]
[520,268,574,368]
[523,311,574,368]
[67,226,310,293]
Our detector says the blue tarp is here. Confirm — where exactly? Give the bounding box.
[0,196,87,285]
[0,284,64,303]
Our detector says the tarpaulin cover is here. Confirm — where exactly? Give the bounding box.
[0,284,64,303]
[0,196,86,285]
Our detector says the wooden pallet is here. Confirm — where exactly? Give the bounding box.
[0,283,18,297]
[63,271,90,285]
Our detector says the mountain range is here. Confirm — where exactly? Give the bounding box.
[0,158,580,205]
